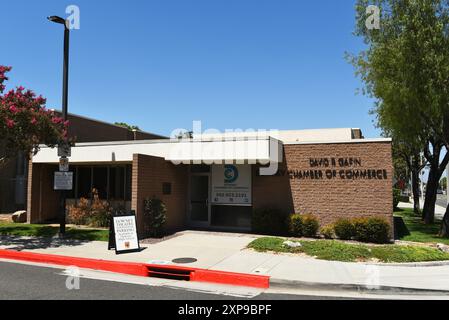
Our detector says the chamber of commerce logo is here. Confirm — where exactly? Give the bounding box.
[224,165,239,183]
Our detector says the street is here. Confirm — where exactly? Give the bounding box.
[0,260,342,300]
[436,194,448,210]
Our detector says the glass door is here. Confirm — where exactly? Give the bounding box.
[189,174,210,227]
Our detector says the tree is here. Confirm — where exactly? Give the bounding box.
[114,122,140,131]
[349,0,449,228]
[440,177,447,190]
[173,130,193,139]
[392,138,426,214]
[0,66,69,164]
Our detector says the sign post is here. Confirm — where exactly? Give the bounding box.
[55,143,72,237]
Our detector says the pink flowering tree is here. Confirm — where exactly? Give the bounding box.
[0,66,70,164]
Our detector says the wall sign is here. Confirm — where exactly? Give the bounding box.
[211,164,252,205]
[109,213,140,255]
[54,172,73,190]
[275,157,389,181]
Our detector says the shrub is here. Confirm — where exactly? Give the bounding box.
[67,197,90,226]
[87,190,112,228]
[301,214,320,237]
[353,217,391,244]
[320,224,335,239]
[288,214,303,237]
[334,218,356,240]
[66,189,112,228]
[252,208,288,235]
[143,197,167,238]
[393,188,401,209]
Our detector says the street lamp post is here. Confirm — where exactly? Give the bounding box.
[48,16,70,237]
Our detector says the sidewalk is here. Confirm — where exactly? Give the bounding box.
[398,201,446,220]
[1,230,449,293]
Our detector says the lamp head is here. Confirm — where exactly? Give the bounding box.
[47,16,66,25]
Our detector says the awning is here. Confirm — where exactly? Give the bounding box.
[32,136,283,165]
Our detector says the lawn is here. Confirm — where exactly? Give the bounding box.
[394,208,449,245]
[248,237,449,263]
[0,222,109,241]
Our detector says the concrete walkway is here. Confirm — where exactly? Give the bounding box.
[1,230,449,293]
[398,201,446,220]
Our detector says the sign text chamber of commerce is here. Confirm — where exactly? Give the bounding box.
[277,157,389,180]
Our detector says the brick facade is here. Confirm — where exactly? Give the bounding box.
[64,113,165,143]
[26,140,393,236]
[131,154,188,235]
[27,162,60,223]
[253,141,393,230]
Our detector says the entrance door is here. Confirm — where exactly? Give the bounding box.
[189,174,210,227]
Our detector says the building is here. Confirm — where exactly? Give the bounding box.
[27,126,394,236]
[0,112,165,213]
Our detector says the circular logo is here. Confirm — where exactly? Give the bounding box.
[224,165,239,183]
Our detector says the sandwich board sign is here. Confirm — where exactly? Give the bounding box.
[108,211,140,255]
[54,172,73,191]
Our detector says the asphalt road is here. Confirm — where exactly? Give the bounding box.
[0,261,341,300]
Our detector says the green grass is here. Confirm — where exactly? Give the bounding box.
[248,237,449,263]
[394,208,449,245]
[0,222,109,241]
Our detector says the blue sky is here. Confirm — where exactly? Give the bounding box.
[1,0,378,137]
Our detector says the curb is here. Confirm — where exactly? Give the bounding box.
[270,278,449,295]
[0,249,269,289]
[369,260,449,267]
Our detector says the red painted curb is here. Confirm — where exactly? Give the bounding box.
[0,249,148,277]
[0,249,270,289]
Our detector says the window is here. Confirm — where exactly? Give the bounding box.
[93,167,108,199]
[109,167,125,200]
[162,182,172,195]
[71,165,132,201]
[77,167,92,198]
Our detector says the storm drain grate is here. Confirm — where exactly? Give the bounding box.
[147,266,192,281]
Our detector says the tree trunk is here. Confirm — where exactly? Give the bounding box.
[440,205,449,238]
[422,164,439,224]
[411,165,420,214]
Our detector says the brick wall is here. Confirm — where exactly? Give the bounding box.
[254,141,394,230]
[27,162,60,223]
[132,154,188,235]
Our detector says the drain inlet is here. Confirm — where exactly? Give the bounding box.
[147,266,192,281]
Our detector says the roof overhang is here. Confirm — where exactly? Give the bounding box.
[32,136,283,165]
